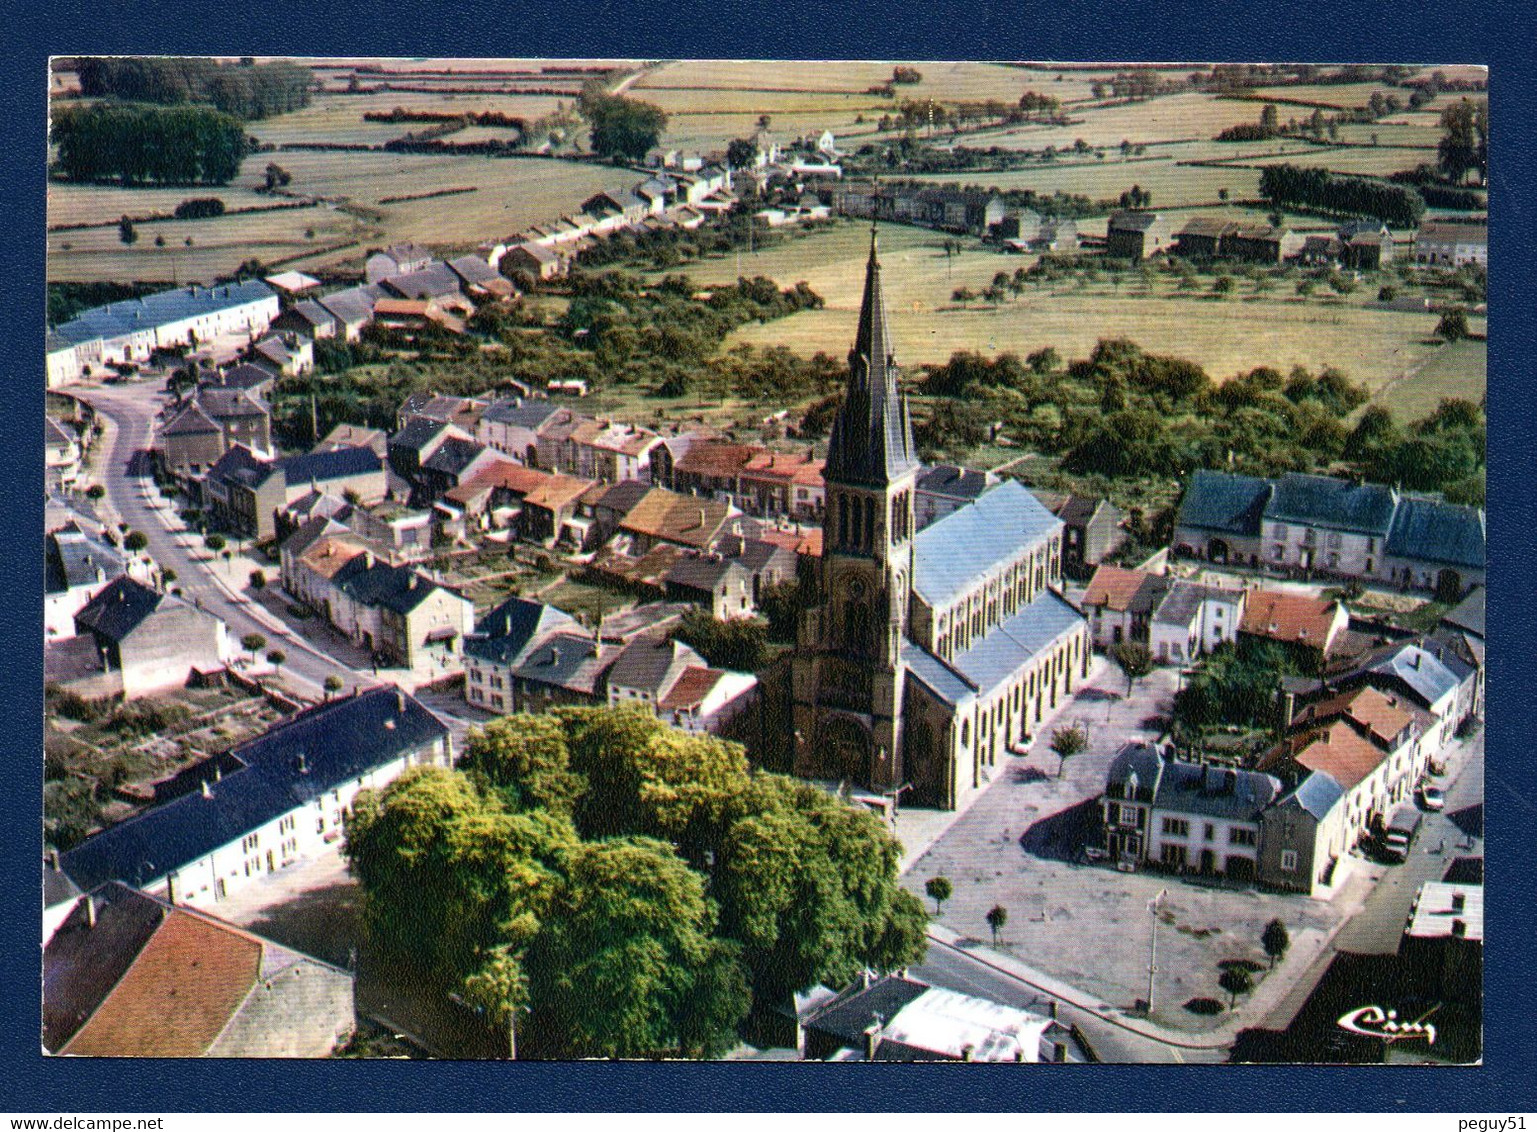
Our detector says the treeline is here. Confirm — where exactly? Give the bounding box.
[363,108,526,129]
[345,707,926,1058]
[74,57,312,120]
[911,339,1484,505]
[1388,168,1485,210]
[1259,164,1425,227]
[48,281,162,326]
[577,87,668,162]
[51,103,249,185]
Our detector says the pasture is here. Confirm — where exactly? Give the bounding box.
[1374,336,1488,420]
[665,220,1475,409]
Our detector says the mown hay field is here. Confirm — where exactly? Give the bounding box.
[1374,336,1487,420]
[48,183,279,228]
[1235,144,1440,177]
[247,90,572,147]
[46,202,362,283]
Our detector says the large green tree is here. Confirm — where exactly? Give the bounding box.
[525,836,748,1058]
[580,92,668,162]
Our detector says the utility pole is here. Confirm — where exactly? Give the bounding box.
[1146,888,1166,1016]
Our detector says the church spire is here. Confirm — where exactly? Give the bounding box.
[826,223,919,488]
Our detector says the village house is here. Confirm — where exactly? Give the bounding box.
[1036,492,1125,579]
[672,441,759,507]
[200,445,286,540]
[45,524,133,639]
[1225,224,1305,264]
[50,280,279,375]
[60,577,229,700]
[270,299,339,341]
[1105,211,1175,260]
[446,254,518,300]
[159,387,273,477]
[1173,469,1485,598]
[44,883,354,1058]
[501,241,565,281]
[263,271,322,298]
[1148,580,1246,665]
[328,556,475,673]
[372,297,467,335]
[605,636,759,736]
[365,243,433,284]
[1173,217,1243,260]
[315,285,384,341]
[314,423,389,458]
[1413,220,1487,268]
[662,554,755,618]
[797,975,1068,1063]
[615,488,739,554]
[46,417,81,491]
[1081,564,1167,650]
[60,688,451,908]
[47,330,83,388]
[252,332,314,376]
[737,449,825,519]
[1101,743,1280,881]
[1238,589,1351,670]
[463,596,580,714]
[379,262,476,315]
[1329,637,1475,756]
[212,362,279,400]
[1433,586,1485,718]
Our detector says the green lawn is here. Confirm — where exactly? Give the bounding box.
[1373,336,1487,420]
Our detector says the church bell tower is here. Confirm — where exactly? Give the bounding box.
[791,226,920,793]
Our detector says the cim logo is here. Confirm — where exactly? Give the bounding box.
[1336,1004,1439,1045]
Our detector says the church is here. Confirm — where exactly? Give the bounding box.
[790,230,1092,811]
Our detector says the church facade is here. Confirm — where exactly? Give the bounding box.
[791,231,1092,811]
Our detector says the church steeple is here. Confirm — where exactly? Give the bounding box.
[825,225,920,489]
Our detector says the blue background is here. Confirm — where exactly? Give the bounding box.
[7,0,1533,1111]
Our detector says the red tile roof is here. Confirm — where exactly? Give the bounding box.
[1083,565,1154,613]
[659,665,726,712]
[1291,720,1387,792]
[61,911,263,1057]
[1240,590,1345,648]
[676,442,759,479]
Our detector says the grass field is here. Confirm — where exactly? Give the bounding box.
[247,90,572,147]
[1236,144,1440,176]
[908,160,1266,210]
[48,183,282,229]
[660,221,1480,408]
[1374,336,1488,419]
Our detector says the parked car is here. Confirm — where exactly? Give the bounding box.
[1418,784,1446,812]
[1382,806,1423,862]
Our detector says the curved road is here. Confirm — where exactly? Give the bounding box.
[78,381,378,699]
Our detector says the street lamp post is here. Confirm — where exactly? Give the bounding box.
[1146,888,1167,1016]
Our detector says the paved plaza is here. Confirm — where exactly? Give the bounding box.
[902,661,1366,1033]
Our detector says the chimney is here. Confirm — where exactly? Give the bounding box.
[1225,768,1238,795]
[960,1044,975,1062]
[1451,892,1466,913]
[297,753,309,775]
[1051,1041,1069,1063]
[549,646,561,666]
[395,689,406,713]
[201,779,212,799]
[1411,653,1421,670]
[1451,919,1467,938]
[863,1022,882,1061]
[85,895,97,929]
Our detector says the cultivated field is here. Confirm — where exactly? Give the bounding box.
[667,220,1483,408]
[246,90,572,148]
[47,183,281,228]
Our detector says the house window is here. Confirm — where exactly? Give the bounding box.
[1271,523,1288,539]
[1161,817,1189,838]
[1280,849,1299,872]
[1160,844,1188,869]
[1271,545,1285,561]
[1229,827,1257,847]
[1327,552,1339,568]
[1327,531,1342,549]
[1204,823,1215,840]
[241,834,259,853]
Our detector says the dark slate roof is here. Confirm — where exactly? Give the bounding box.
[218,363,278,392]
[1385,496,1485,569]
[913,480,1062,607]
[1152,580,1233,627]
[594,478,654,517]
[74,577,164,642]
[1108,210,1162,233]
[44,861,83,909]
[334,559,457,616]
[1152,759,1282,822]
[316,286,380,327]
[1356,641,1463,708]
[207,445,279,491]
[664,554,745,591]
[43,881,166,1052]
[902,642,976,707]
[511,631,613,694]
[278,446,383,487]
[1268,473,1398,535]
[914,464,992,501]
[289,300,338,331]
[52,281,275,346]
[421,436,488,477]
[1054,494,1109,527]
[805,975,930,1046]
[1106,742,1166,798]
[825,232,919,488]
[198,387,269,421]
[447,255,501,287]
[278,515,350,561]
[466,596,576,666]
[47,416,75,450]
[1440,586,1485,639]
[1277,770,1347,820]
[47,526,127,595]
[606,638,702,696]
[1175,470,1272,536]
[389,417,453,456]
[482,397,561,430]
[160,403,222,437]
[382,262,464,301]
[60,689,449,893]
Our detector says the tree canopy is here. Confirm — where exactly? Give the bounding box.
[345,707,926,1057]
[579,90,668,162]
[52,103,249,185]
